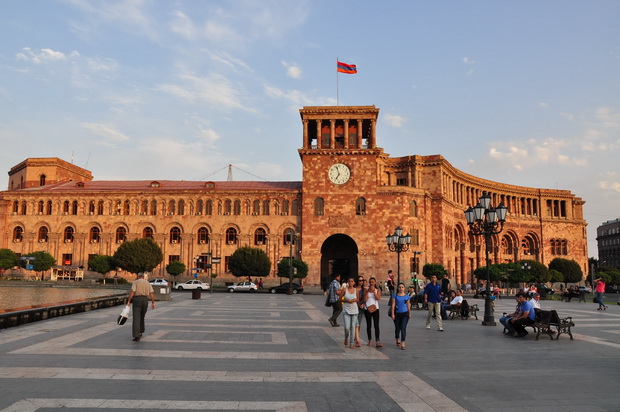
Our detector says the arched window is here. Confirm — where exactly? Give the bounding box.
[410,201,417,217]
[46,200,53,215]
[140,200,148,215]
[39,174,46,186]
[178,200,185,215]
[226,227,237,244]
[13,226,23,242]
[314,198,324,215]
[282,200,290,215]
[197,227,209,244]
[72,200,78,215]
[561,239,568,255]
[233,200,241,216]
[205,200,213,215]
[113,200,121,215]
[90,227,101,243]
[283,228,295,245]
[143,227,154,239]
[63,200,70,214]
[115,227,127,243]
[169,226,181,244]
[150,200,157,215]
[355,197,366,215]
[196,200,204,215]
[123,200,130,215]
[255,228,266,245]
[252,200,260,215]
[168,200,176,215]
[97,200,104,215]
[501,235,513,255]
[64,226,74,243]
[88,200,95,214]
[224,199,232,215]
[38,226,48,243]
[21,201,27,215]
[263,200,270,216]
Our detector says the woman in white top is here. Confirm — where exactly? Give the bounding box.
[339,277,359,348]
[363,277,382,348]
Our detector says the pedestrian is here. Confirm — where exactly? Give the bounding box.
[327,273,342,327]
[441,274,450,295]
[258,278,263,289]
[390,282,411,350]
[340,277,360,348]
[363,276,382,348]
[594,277,608,310]
[126,272,155,342]
[424,275,444,331]
[356,276,366,347]
[386,270,395,307]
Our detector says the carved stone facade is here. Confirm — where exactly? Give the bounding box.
[0,105,588,285]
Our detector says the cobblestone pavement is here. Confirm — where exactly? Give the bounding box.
[0,292,618,411]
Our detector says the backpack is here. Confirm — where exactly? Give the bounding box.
[460,299,470,318]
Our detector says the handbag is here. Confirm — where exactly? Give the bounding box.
[117,305,130,325]
[367,304,377,313]
[324,295,332,307]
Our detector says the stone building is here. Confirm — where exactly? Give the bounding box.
[596,218,620,268]
[0,105,588,286]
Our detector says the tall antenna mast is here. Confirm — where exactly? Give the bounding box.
[227,164,233,181]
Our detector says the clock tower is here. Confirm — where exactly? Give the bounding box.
[298,106,384,287]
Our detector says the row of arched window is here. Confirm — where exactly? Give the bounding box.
[12,225,294,246]
[11,198,301,217]
[550,238,568,255]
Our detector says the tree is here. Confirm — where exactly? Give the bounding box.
[166,260,186,284]
[549,269,564,284]
[549,258,583,286]
[277,258,309,280]
[597,266,620,286]
[473,264,503,283]
[422,263,447,279]
[20,251,56,279]
[88,254,115,282]
[0,248,18,275]
[228,247,271,278]
[113,238,163,274]
[525,260,550,283]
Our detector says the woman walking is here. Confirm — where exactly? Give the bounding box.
[390,282,411,350]
[340,277,360,348]
[595,277,608,310]
[356,276,366,347]
[363,277,382,348]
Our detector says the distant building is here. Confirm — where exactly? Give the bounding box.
[0,105,589,285]
[596,218,620,268]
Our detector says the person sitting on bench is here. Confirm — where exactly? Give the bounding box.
[441,289,463,320]
[511,293,537,338]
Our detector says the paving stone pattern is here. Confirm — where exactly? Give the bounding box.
[0,293,619,411]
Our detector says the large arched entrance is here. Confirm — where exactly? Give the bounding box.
[320,234,359,290]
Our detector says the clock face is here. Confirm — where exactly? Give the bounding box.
[328,163,351,185]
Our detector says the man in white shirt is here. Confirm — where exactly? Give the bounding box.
[441,289,464,320]
[529,292,541,309]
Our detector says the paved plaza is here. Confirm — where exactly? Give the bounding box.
[0,291,619,411]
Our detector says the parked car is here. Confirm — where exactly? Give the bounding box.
[227,281,257,293]
[149,278,169,286]
[537,285,554,295]
[174,280,210,290]
[605,284,619,294]
[269,282,304,294]
[578,286,592,293]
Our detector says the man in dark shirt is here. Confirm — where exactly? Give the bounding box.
[424,275,444,331]
[441,274,450,295]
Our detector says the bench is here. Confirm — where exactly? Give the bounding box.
[528,309,575,340]
[560,291,586,303]
[448,301,479,320]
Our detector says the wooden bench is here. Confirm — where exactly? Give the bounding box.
[560,291,586,303]
[528,309,575,340]
[448,301,479,320]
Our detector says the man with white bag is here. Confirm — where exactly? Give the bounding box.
[126,273,155,341]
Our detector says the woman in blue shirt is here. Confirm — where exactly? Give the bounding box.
[390,282,411,350]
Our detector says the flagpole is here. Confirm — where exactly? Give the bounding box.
[336,57,339,106]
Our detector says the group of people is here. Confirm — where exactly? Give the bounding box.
[499,292,538,338]
[326,271,450,350]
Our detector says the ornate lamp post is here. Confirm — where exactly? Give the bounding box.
[464,192,508,326]
[386,226,412,286]
[411,251,423,294]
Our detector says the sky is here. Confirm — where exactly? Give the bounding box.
[0,0,619,257]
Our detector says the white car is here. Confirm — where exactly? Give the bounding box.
[227,281,257,293]
[149,278,169,286]
[174,280,210,290]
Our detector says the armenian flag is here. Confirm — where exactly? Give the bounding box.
[337,61,357,74]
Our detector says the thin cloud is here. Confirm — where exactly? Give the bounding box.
[383,114,407,128]
[82,122,130,148]
[281,61,302,79]
[16,48,68,64]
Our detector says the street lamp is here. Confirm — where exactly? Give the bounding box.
[386,226,412,286]
[211,257,221,293]
[464,192,508,326]
[285,230,299,295]
[411,251,423,294]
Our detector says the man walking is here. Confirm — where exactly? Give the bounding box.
[327,273,342,327]
[424,275,443,331]
[126,272,155,341]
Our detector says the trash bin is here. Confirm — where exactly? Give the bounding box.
[192,289,201,300]
[153,285,171,301]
